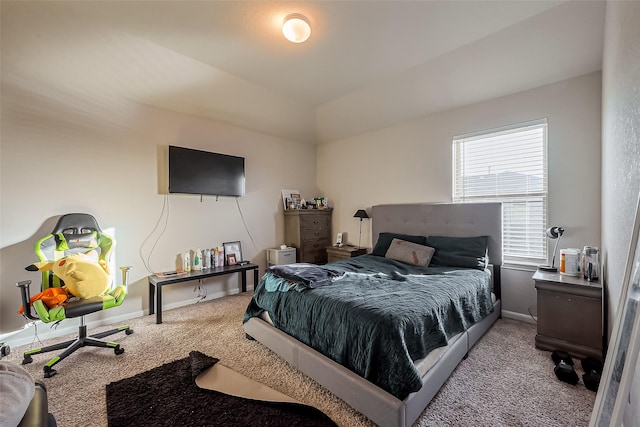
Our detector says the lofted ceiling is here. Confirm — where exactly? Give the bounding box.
[1,1,605,144]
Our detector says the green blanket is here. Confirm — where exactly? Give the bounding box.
[244,255,494,400]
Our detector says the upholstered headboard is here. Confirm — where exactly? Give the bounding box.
[371,202,503,299]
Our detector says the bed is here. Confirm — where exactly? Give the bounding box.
[243,202,502,427]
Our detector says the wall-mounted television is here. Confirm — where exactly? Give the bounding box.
[168,145,245,197]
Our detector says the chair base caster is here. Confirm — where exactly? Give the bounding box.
[43,367,57,378]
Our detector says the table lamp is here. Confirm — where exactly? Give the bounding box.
[538,226,565,272]
[353,209,370,249]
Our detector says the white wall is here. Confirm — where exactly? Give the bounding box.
[0,82,317,337]
[600,0,640,424]
[318,72,602,319]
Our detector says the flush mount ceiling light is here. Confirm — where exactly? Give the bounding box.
[282,13,311,43]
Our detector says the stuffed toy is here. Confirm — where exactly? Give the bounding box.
[25,251,111,299]
[18,287,69,315]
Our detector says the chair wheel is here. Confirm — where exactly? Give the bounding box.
[114,346,125,355]
[22,355,33,365]
[125,329,133,335]
[43,367,56,378]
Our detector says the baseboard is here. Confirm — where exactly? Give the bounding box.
[502,310,537,325]
[1,286,253,349]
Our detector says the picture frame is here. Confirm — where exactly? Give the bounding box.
[281,189,301,210]
[591,192,640,426]
[223,241,242,266]
[226,253,237,266]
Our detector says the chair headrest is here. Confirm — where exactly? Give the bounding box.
[51,213,102,235]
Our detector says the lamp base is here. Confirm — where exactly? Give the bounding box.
[538,264,558,272]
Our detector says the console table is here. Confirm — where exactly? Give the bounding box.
[148,263,259,324]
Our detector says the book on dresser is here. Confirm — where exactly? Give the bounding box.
[284,209,332,264]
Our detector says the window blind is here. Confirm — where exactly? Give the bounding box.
[453,119,548,263]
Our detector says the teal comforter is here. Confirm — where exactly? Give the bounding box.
[243,255,494,400]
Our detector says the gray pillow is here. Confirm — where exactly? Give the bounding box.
[372,232,428,256]
[426,235,489,270]
[385,239,435,267]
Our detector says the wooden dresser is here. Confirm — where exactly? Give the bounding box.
[284,209,332,264]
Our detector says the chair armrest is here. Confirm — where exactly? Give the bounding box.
[17,281,39,321]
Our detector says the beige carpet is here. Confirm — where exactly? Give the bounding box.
[6,293,596,426]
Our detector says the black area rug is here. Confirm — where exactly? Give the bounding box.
[106,351,337,427]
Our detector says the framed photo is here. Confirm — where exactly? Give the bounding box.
[591,192,640,426]
[223,241,242,265]
[281,189,301,210]
[226,253,237,266]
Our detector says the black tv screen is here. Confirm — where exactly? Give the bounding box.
[168,145,245,197]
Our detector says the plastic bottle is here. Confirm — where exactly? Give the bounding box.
[193,248,202,270]
[203,248,211,269]
[184,251,191,272]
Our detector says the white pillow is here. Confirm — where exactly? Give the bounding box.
[384,238,435,267]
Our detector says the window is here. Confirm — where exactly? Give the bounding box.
[453,119,548,264]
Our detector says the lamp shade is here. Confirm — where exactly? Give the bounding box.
[546,226,564,239]
[538,226,565,272]
[282,14,311,43]
[353,209,369,219]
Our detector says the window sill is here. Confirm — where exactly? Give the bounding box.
[502,262,541,272]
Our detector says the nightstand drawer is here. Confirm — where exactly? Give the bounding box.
[537,289,602,350]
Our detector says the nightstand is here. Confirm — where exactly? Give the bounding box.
[533,270,603,360]
[326,245,367,263]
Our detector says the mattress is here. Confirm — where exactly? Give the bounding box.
[258,290,496,378]
[244,256,495,399]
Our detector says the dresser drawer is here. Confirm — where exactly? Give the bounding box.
[301,227,330,241]
[302,238,331,253]
[301,249,328,264]
[301,214,330,229]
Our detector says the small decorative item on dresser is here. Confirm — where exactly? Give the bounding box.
[281,189,301,210]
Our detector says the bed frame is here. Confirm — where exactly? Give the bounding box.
[244,202,502,427]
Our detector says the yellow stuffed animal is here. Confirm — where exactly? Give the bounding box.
[26,251,111,299]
